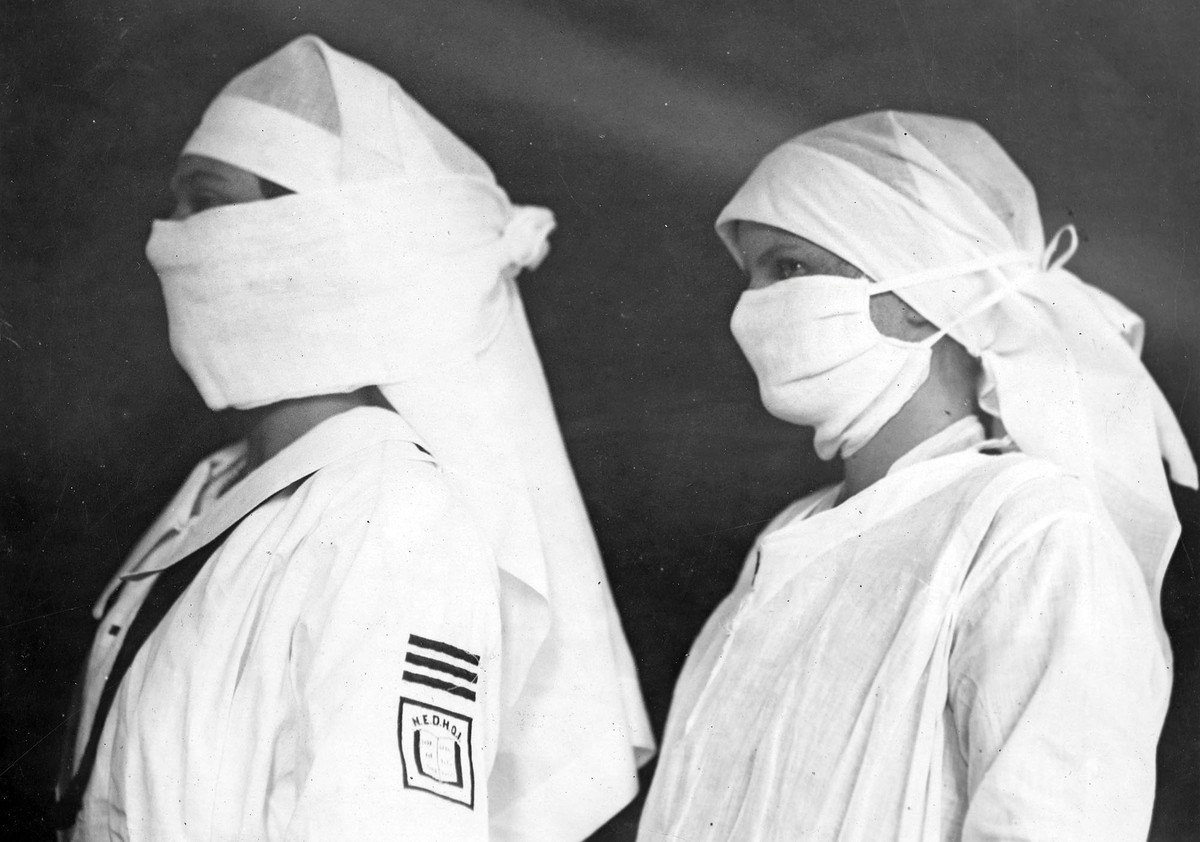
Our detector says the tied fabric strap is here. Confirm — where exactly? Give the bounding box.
[52,475,310,831]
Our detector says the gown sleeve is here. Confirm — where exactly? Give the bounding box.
[280,451,502,841]
[947,479,1170,841]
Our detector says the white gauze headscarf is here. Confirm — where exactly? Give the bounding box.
[147,35,653,839]
[716,110,1197,648]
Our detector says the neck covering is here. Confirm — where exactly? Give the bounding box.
[149,35,652,838]
[715,110,1196,653]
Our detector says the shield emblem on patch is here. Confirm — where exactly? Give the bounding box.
[398,697,474,807]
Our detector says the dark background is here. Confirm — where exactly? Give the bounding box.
[3,0,1199,838]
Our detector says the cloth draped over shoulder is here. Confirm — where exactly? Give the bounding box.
[148,35,653,839]
[714,111,1197,656]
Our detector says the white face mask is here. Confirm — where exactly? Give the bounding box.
[144,180,537,411]
[731,275,940,460]
[729,229,1077,460]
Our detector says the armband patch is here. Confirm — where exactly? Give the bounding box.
[402,633,480,702]
[398,697,474,808]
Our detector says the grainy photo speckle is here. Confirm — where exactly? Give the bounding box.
[3,2,1198,839]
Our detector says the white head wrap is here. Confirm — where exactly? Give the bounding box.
[716,110,1196,632]
[148,35,652,837]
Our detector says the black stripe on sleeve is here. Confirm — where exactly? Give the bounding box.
[405,652,478,684]
[403,671,477,701]
[408,634,481,666]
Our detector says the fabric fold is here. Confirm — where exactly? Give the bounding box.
[154,33,653,837]
[714,110,1195,653]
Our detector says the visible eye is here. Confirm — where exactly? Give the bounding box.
[774,258,806,280]
[170,191,229,220]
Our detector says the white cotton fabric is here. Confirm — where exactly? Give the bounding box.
[146,34,653,839]
[729,274,935,460]
[69,409,502,841]
[147,178,536,410]
[182,94,342,193]
[715,110,1196,653]
[639,418,1169,841]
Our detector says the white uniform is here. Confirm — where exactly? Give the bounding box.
[135,37,654,839]
[67,407,505,840]
[639,418,1168,841]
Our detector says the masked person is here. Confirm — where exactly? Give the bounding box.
[639,111,1197,841]
[56,34,653,841]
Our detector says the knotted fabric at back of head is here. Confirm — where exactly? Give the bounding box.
[147,34,653,839]
[716,110,1197,658]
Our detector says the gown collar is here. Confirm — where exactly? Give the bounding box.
[105,407,429,588]
[886,415,992,477]
[750,415,1008,604]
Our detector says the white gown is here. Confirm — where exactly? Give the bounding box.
[67,408,494,840]
[639,417,1168,841]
